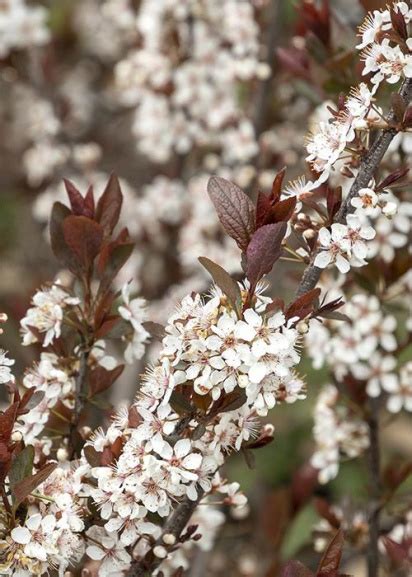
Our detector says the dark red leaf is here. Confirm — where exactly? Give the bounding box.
[64,179,85,216]
[327,187,342,221]
[13,463,57,507]
[281,561,314,577]
[198,256,242,316]
[97,239,134,290]
[142,321,166,341]
[50,202,80,271]
[376,167,409,191]
[88,365,124,397]
[245,222,287,289]
[63,215,103,270]
[317,530,344,577]
[271,196,297,223]
[0,403,19,441]
[96,174,123,235]
[83,445,101,467]
[270,167,287,203]
[207,176,255,251]
[286,288,321,320]
[95,316,121,339]
[382,536,410,565]
[314,498,341,530]
[256,192,273,229]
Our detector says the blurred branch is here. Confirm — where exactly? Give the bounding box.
[253,0,281,139]
[296,76,412,297]
[366,397,382,577]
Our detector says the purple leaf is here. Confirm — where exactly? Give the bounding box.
[96,174,123,236]
[246,222,287,288]
[207,176,255,251]
[281,561,314,577]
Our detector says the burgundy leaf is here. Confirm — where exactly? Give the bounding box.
[286,288,321,320]
[207,176,255,251]
[96,174,123,235]
[142,321,166,341]
[281,561,314,577]
[272,196,297,223]
[83,445,101,467]
[199,256,242,316]
[64,179,85,216]
[63,215,104,270]
[13,463,57,508]
[376,167,409,191]
[88,365,125,397]
[50,202,80,271]
[245,222,287,288]
[270,167,287,203]
[256,191,273,229]
[317,530,344,577]
[382,536,410,565]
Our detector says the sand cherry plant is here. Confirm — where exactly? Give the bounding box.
[0,2,412,577]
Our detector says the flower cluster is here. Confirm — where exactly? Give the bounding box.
[358,2,412,86]
[115,0,269,164]
[14,342,117,459]
[306,291,410,413]
[311,385,369,484]
[0,349,14,385]
[0,466,86,577]
[160,284,304,412]
[314,216,376,274]
[0,0,49,58]
[20,283,80,347]
[82,281,305,573]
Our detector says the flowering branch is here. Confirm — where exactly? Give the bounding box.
[297,76,412,297]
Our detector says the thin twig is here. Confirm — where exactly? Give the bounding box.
[128,489,205,577]
[366,397,382,577]
[69,348,90,458]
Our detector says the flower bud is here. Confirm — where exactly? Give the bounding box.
[57,448,69,462]
[11,431,23,442]
[163,533,176,545]
[297,321,309,334]
[153,545,168,559]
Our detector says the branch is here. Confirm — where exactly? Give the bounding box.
[366,397,382,577]
[69,348,89,458]
[296,77,412,297]
[128,489,205,577]
[253,0,281,139]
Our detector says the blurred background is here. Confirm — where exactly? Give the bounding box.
[1,1,410,576]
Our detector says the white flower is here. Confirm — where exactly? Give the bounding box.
[314,224,351,273]
[86,525,131,577]
[155,438,202,484]
[20,284,80,347]
[357,9,389,50]
[0,349,14,384]
[119,283,150,363]
[345,214,376,260]
[386,362,412,413]
[119,283,147,332]
[352,353,398,397]
[351,187,379,214]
